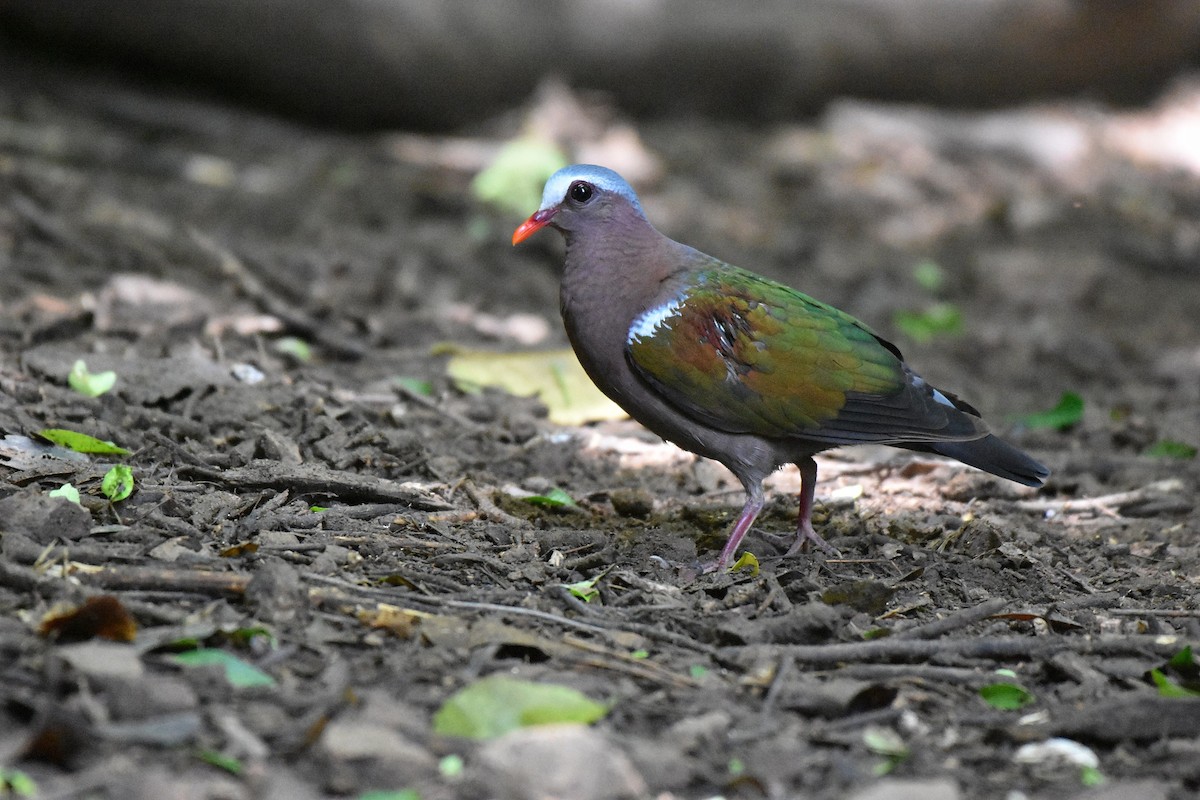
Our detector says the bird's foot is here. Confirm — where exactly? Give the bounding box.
[784,521,840,558]
[761,525,840,559]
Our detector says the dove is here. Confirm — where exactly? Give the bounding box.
[514,165,1047,571]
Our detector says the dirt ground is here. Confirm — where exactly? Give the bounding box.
[2,59,1200,800]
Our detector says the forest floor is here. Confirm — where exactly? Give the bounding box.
[2,57,1200,800]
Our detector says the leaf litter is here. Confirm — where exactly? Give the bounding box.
[0,68,1199,800]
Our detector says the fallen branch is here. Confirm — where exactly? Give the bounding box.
[892,597,1008,640]
[461,480,532,528]
[302,572,718,655]
[86,565,251,596]
[719,633,1183,667]
[1016,479,1183,515]
[1108,608,1200,618]
[179,460,452,510]
[832,663,993,685]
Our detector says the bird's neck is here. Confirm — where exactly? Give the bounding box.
[558,211,696,398]
[560,211,683,321]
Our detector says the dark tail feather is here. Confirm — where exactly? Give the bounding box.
[914,435,1049,487]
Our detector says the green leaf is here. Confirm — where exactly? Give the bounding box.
[1080,766,1106,787]
[729,551,760,575]
[689,665,709,680]
[912,259,945,293]
[68,359,117,397]
[1147,646,1200,695]
[101,465,134,502]
[432,676,608,740]
[728,757,745,776]
[979,682,1034,710]
[226,626,277,649]
[524,487,577,508]
[395,376,434,397]
[358,792,420,800]
[38,428,131,455]
[1168,645,1195,670]
[310,505,329,513]
[563,574,602,602]
[273,336,313,363]
[165,636,202,650]
[438,754,464,778]
[863,725,909,776]
[48,483,83,506]
[170,648,276,688]
[197,750,243,775]
[1149,668,1200,698]
[893,303,963,343]
[0,768,37,797]
[1012,391,1084,430]
[1143,440,1197,459]
[630,649,650,660]
[472,136,569,218]
[863,726,908,757]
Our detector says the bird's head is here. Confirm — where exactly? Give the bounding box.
[512,164,645,245]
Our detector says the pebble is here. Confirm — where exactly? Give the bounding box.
[477,723,646,800]
[847,778,960,800]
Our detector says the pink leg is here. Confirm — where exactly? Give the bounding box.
[711,490,764,572]
[785,457,839,556]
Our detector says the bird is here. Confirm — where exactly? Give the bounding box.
[513,164,1049,572]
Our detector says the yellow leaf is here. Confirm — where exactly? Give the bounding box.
[730,552,760,575]
[446,348,626,426]
[357,603,430,639]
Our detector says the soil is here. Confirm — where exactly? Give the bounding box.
[2,62,1200,800]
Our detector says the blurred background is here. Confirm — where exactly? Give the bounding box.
[3,0,1200,130]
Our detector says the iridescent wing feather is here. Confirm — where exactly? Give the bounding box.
[626,266,987,446]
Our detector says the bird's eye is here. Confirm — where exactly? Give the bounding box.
[568,181,594,203]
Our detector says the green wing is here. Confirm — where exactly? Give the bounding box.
[626,267,985,445]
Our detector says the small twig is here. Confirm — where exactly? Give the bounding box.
[430,552,513,587]
[1056,566,1098,595]
[892,597,1008,640]
[85,566,251,596]
[551,583,600,616]
[189,229,365,359]
[719,633,1183,667]
[461,480,531,528]
[179,460,452,510]
[394,383,481,431]
[1108,608,1200,618]
[0,559,57,593]
[1016,479,1183,515]
[1054,591,1124,611]
[562,635,700,688]
[759,655,794,718]
[831,663,994,685]
[597,618,718,655]
[301,573,613,634]
[301,572,717,655]
[440,598,635,637]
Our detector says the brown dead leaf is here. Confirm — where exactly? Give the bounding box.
[39,595,137,642]
[356,603,429,638]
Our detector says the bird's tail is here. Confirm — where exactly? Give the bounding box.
[913,435,1049,487]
